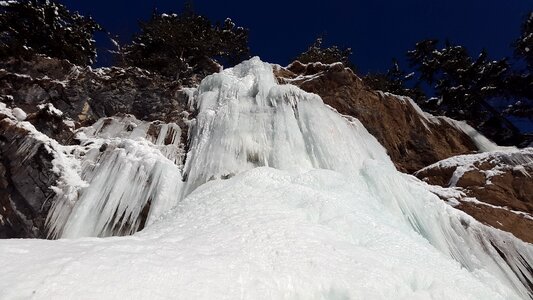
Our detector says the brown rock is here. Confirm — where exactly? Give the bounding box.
[457,201,533,244]
[456,170,486,187]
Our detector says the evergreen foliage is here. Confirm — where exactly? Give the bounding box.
[363,59,425,103]
[0,0,102,66]
[120,8,250,81]
[407,41,508,116]
[295,37,356,71]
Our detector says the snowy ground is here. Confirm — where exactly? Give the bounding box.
[0,58,531,299]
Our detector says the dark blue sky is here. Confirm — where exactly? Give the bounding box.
[61,0,532,74]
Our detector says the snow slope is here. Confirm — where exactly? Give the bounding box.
[0,57,532,299]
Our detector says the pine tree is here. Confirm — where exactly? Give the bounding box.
[0,0,102,66]
[506,11,533,128]
[295,37,356,71]
[362,59,425,103]
[407,40,524,145]
[120,8,250,82]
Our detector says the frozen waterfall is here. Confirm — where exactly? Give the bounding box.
[3,57,531,299]
[182,57,533,299]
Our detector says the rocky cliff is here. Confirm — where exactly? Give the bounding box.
[0,55,531,244]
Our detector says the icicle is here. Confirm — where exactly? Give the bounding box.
[46,115,185,238]
[362,163,533,299]
[46,140,182,238]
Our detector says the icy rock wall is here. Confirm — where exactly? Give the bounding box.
[77,115,184,164]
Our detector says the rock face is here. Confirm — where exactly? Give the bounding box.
[274,61,480,173]
[0,54,190,125]
[416,149,533,243]
[0,114,59,238]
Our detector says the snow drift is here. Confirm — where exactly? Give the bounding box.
[0,57,532,299]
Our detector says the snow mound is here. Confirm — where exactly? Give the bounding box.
[0,168,525,299]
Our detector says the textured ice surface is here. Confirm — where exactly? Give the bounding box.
[183,58,391,196]
[1,58,532,299]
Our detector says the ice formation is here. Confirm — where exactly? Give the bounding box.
[0,58,532,299]
[46,115,185,238]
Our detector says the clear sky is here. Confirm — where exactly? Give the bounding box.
[59,0,532,132]
[60,0,532,74]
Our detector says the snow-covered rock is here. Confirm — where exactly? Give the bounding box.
[11,107,26,120]
[0,105,70,237]
[416,148,533,242]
